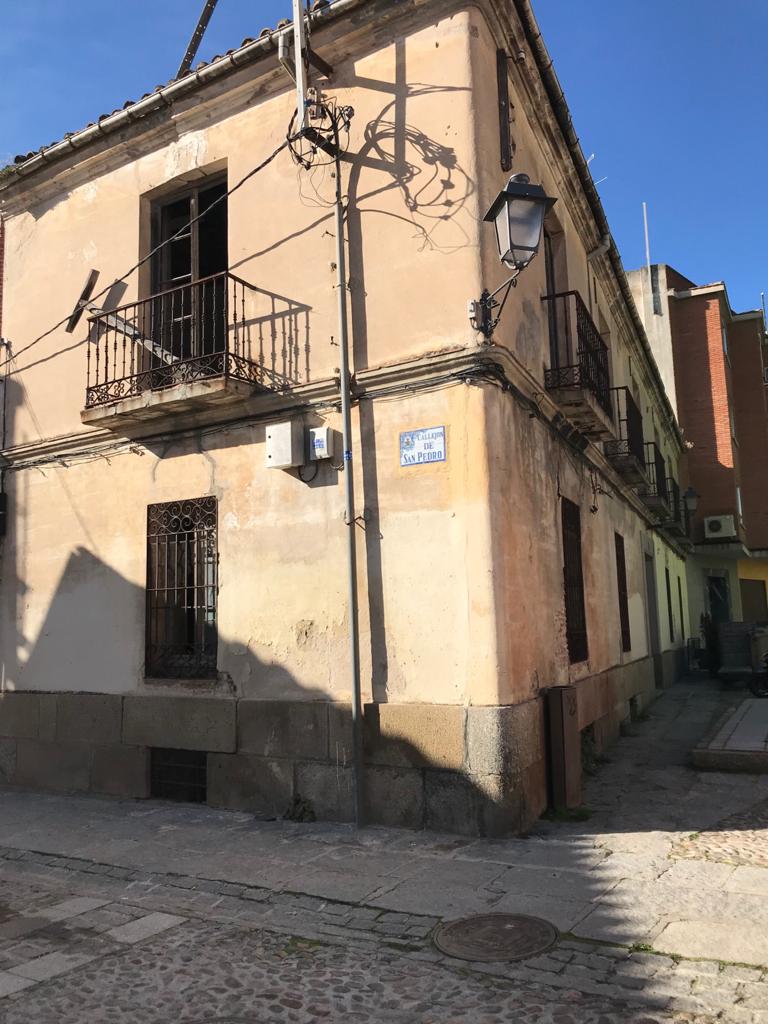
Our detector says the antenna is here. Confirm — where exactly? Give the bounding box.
[176,0,220,79]
[66,270,174,364]
[642,201,652,291]
[293,0,310,133]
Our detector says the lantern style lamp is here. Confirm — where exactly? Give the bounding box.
[683,486,700,514]
[470,173,557,339]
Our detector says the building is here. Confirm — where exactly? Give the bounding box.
[629,265,768,635]
[0,0,687,835]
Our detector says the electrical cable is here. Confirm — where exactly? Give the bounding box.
[3,132,298,373]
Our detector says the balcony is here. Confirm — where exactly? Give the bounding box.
[604,386,646,483]
[640,441,670,517]
[81,273,297,433]
[662,478,690,539]
[543,290,615,439]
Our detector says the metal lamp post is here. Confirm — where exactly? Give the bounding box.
[469,173,557,340]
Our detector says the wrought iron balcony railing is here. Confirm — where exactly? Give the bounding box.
[642,441,670,512]
[543,290,612,421]
[85,272,286,408]
[664,477,689,537]
[604,386,645,480]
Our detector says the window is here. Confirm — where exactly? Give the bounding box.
[562,499,588,663]
[665,567,674,643]
[496,50,513,172]
[614,533,631,652]
[146,496,218,678]
[736,485,744,521]
[729,404,737,443]
[677,577,686,642]
[722,325,729,361]
[150,177,228,364]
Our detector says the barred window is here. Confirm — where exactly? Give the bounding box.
[561,498,588,664]
[146,496,218,679]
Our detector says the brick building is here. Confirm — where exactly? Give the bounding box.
[629,265,768,631]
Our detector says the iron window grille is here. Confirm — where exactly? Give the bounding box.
[146,496,218,679]
[614,532,631,653]
[562,498,589,664]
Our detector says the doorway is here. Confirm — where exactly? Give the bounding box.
[707,574,731,625]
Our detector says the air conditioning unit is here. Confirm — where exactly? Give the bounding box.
[704,514,737,541]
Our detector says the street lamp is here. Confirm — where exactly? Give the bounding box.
[469,173,557,340]
[683,486,700,514]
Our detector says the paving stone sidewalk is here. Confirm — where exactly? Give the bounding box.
[0,678,767,1021]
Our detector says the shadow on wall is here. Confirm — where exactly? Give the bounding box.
[0,544,545,838]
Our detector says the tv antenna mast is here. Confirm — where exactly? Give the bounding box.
[65,270,174,365]
[176,0,221,79]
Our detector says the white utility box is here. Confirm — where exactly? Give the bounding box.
[266,420,304,469]
[308,426,335,462]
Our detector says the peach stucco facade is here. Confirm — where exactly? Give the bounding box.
[0,0,688,833]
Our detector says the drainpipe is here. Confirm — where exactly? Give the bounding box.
[333,127,364,826]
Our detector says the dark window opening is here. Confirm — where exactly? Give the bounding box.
[677,576,686,641]
[562,498,588,663]
[150,178,228,365]
[615,533,631,652]
[496,49,514,172]
[150,748,207,803]
[146,496,218,679]
[665,567,674,642]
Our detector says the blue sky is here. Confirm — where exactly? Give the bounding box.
[2,1,766,310]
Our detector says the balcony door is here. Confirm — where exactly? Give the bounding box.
[151,178,228,366]
[543,225,569,370]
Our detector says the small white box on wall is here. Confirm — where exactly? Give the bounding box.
[265,420,304,469]
[308,426,335,462]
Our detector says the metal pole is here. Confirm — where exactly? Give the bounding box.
[642,201,652,294]
[176,0,220,79]
[333,128,364,827]
[293,0,310,133]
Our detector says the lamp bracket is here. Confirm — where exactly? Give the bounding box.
[469,271,521,339]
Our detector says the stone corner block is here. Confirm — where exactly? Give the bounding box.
[122,695,236,752]
[466,701,545,777]
[364,702,465,771]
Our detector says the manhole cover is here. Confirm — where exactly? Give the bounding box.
[433,913,558,962]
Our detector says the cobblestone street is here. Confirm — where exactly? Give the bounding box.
[0,680,766,1022]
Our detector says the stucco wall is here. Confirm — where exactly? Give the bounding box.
[0,383,503,705]
[1,7,482,446]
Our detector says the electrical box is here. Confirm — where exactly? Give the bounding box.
[266,420,304,469]
[308,426,335,462]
